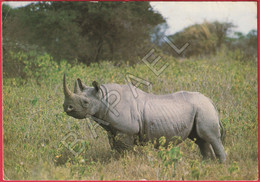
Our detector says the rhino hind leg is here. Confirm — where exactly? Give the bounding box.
[195,117,226,163]
[196,138,215,160]
[208,138,226,163]
[188,125,215,160]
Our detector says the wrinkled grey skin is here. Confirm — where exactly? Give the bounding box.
[63,75,226,163]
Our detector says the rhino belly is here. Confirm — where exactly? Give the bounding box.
[143,99,195,143]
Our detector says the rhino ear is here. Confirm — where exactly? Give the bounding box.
[92,81,100,92]
[77,78,88,91]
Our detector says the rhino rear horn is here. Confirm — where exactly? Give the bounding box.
[63,74,73,97]
[74,80,81,94]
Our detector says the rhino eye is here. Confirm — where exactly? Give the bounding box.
[67,105,73,112]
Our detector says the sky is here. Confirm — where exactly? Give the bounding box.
[151,2,257,35]
[4,1,257,35]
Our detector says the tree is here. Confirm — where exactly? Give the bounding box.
[227,29,257,60]
[211,21,234,49]
[161,21,234,57]
[3,2,166,64]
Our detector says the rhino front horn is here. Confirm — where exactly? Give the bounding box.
[63,74,73,97]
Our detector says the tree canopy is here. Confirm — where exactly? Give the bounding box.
[3,2,166,64]
[161,21,235,57]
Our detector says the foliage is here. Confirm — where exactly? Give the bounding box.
[157,136,183,179]
[161,21,256,60]
[3,50,258,180]
[3,3,256,65]
[226,29,257,60]
[3,2,165,64]
[161,21,234,57]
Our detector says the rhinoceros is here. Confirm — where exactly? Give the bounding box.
[62,75,226,163]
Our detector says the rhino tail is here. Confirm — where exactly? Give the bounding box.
[219,119,225,142]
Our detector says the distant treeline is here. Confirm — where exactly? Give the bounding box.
[3,2,257,65]
[161,21,257,60]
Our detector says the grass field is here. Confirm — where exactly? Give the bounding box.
[3,50,258,180]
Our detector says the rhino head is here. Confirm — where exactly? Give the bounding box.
[63,74,102,119]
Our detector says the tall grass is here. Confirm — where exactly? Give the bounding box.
[3,50,258,180]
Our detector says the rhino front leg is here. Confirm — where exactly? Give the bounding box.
[108,132,135,153]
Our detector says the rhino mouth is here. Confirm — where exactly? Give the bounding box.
[66,111,86,119]
[91,115,110,126]
[85,114,92,118]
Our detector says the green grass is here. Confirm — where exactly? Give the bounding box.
[3,50,258,180]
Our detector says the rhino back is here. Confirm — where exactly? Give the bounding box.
[142,91,196,142]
